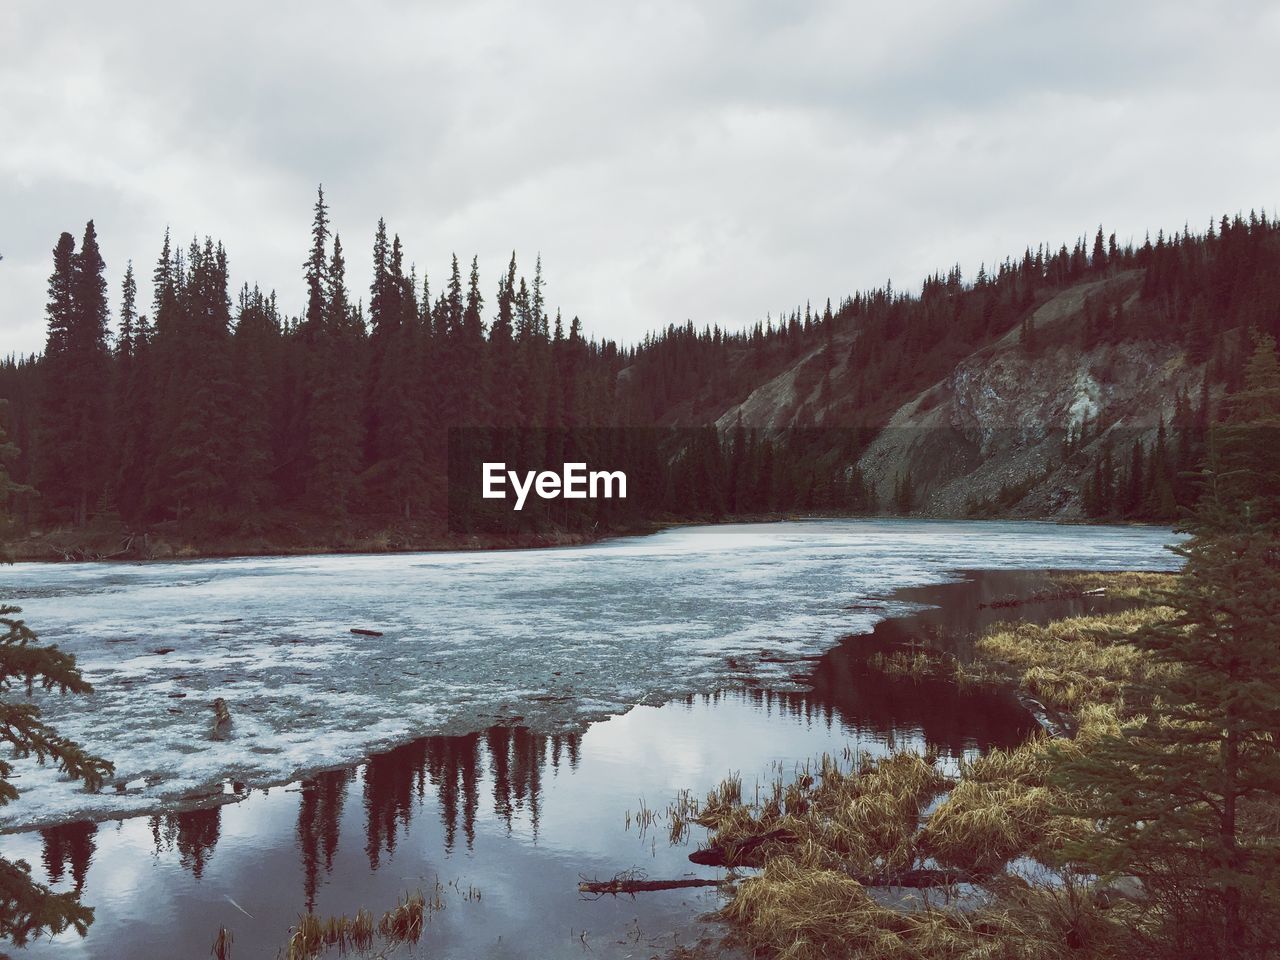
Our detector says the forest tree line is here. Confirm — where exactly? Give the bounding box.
[2,190,1279,539]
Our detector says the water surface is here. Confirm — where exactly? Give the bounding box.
[0,520,1179,828]
[0,521,1181,958]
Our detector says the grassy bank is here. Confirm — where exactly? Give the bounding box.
[684,571,1280,960]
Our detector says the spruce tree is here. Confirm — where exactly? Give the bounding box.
[66,221,111,526]
[303,185,329,339]
[460,255,488,425]
[0,415,113,946]
[230,285,278,512]
[305,234,361,515]
[33,233,76,520]
[35,224,111,526]
[149,239,236,521]
[488,254,519,430]
[1056,334,1280,956]
[112,262,153,520]
[375,251,429,519]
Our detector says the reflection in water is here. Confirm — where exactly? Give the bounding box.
[8,570,1126,959]
[203,573,1058,893]
[297,768,352,911]
[39,822,96,894]
[149,808,223,880]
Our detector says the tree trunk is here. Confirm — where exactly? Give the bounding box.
[1222,724,1243,951]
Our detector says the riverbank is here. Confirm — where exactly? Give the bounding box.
[7,512,1171,563]
[687,571,1259,960]
[2,563,1159,959]
[6,514,633,562]
[1,522,1180,834]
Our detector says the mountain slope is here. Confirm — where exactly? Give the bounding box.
[857,273,1205,516]
[691,269,1215,518]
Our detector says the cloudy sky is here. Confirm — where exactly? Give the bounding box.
[2,1,1278,355]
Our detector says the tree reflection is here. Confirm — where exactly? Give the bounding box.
[40,821,96,893]
[149,807,222,879]
[297,768,354,911]
[48,571,1096,911]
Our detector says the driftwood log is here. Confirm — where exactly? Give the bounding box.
[582,867,986,896]
[350,628,384,637]
[689,832,990,889]
[688,828,795,867]
[579,877,726,895]
[979,587,1105,610]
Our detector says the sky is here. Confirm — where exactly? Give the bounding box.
[2,0,1278,356]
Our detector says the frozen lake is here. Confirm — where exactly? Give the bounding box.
[0,519,1181,830]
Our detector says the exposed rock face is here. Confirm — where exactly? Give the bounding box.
[714,335,856,433]
[857,274,1204,517]
[626,269,1205,519]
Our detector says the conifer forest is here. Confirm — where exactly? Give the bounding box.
[4,190,1279,552]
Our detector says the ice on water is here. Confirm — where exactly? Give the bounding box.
[0,519,1181,828]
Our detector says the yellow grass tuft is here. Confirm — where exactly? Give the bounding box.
[976,607,1176,715]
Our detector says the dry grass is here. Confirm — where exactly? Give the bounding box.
[701,723,1148,959]
[1050,571,1173,604]
[283,884,442,959]
[723,856,1141,960]
[868,649,936,681]
[695,751,952,875]
[211,925,232,960]
[976,606,1176,715]
[695,591,1181,960]
[377,891,426,945]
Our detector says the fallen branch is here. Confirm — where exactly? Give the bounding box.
[689,828,795,867]
[579,876,725,895]
[581,866,986,895]
[1015,692,1075,738]
[979,587,1105,610]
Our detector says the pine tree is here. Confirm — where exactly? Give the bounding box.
[488,253,519,430]
[35,223,111,526]
[33,233,76,520]
[375,254,429,520]
[230,285,278,512]
[0,404,33,552]
[303,185,330,339]
[893,468,915,514]
[1056,334,1280,956]
[1,416,113,945]
[66,222,112,525]
[460,255,488,425]
[305,234,362,515]
[148,239,236,521]
[1125,438,1144,516]
[112,262,153,519]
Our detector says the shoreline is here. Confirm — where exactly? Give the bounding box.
[2,566,1106,835]
[7,513,1175,565]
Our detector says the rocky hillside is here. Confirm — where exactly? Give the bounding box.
[857,273,1208,517]
[709,270,1210,518]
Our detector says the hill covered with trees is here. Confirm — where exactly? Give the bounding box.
[2,190,1278,557]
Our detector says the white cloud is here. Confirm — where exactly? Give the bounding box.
[2,0,1278,355]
